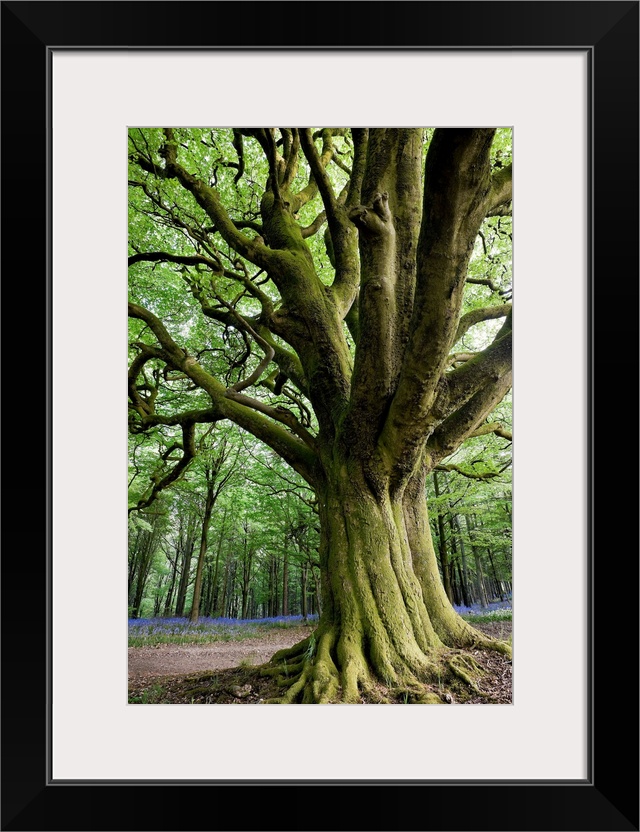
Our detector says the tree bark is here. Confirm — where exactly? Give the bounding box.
[163,551,179,617]
[301,564,308,620]
[465,514,488,608]
[282,549,289,617]
[265,455,508,703]
[433,472,454,603]
[189,481,215,622]
[174,514,197,617]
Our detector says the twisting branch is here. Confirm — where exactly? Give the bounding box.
[345,128,368,208]
[292,127,337,213]
[224,389,316,449]
[434,322,512,427]
[427,371,513,466]
[210,297,315,447]
[301,210,327,238]
[260,371,313,428]
[129,422,198,513]
[446,352,478,368]
[128,301,316,482]
[468,422,512,441]
[128,251,223,272]
[264,128,283,203]
[128,345,165,418]
[220,303,276,394]
[466,277,509,294]
[139,128,275,271]
[434,463,501,480]
[231,129,245,184]
[331,153,352,177]
[486,163,512,216]
[299,129,338,222]
[380,129,498,485]
[454,303,512,344]
[282,128,301,190]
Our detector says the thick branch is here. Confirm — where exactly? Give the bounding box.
[291,127,336,212]
[486,164,512,216]
[454,303,511,344]
[218,302,276,394]
[131,407,219,430]
[128,301,316,482]
[301,211,327,238]
[224,390,316,449]
[468,422,512,441]
[434,463,501,480]
[231,129,245,184]
[466,277,506,293]
[340,130,425,463]
[282,128,301,190]
[345,128,368,208]
[129,422,197,513]
[128,251,222,271]
[128,345,165,418]
[156,137,274,271]
[193,300,308,395]
[426,372,513,467]
[264,128,283,203]
[299,129,339,226]
[380,128,497,483]
[434,324,512,427]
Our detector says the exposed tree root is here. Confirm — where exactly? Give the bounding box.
[458,625,512,658]
[260,624,507,703]
[447,653,485,695]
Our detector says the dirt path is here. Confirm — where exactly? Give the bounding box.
[128,625,313,681]
[128,621,511,683]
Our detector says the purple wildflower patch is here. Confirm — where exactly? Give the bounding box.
[453,599,512,617]
[128,614,319,645]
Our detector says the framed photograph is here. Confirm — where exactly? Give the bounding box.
[2,2,637,830]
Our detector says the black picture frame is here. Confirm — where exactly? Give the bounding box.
[2,2,638,830]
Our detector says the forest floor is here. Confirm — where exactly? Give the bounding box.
[129,620,512,704]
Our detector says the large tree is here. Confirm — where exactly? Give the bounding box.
[128,127,512,703]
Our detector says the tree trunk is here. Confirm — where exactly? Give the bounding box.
[312,567,321,616]
[153,573,165,617]
[301,564,308,621]
[210,509,227,618]
[451,512,472,604]
[465,514,488,608]
[163,551,178,617]
[432,472,454,603]
[241,546,254,620]
[282,550,289,617]
[128,527,143,603]
[266,458,508,703]
[189,482,215,622]
[174,515,197,617]
[486,547,505,601]
[454,559,467,606]
[130,526,159,618]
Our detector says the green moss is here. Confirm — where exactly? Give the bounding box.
[184,685,213,697]
[414,692,443,704]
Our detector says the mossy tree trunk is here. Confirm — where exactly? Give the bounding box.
[129,126,513,701]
